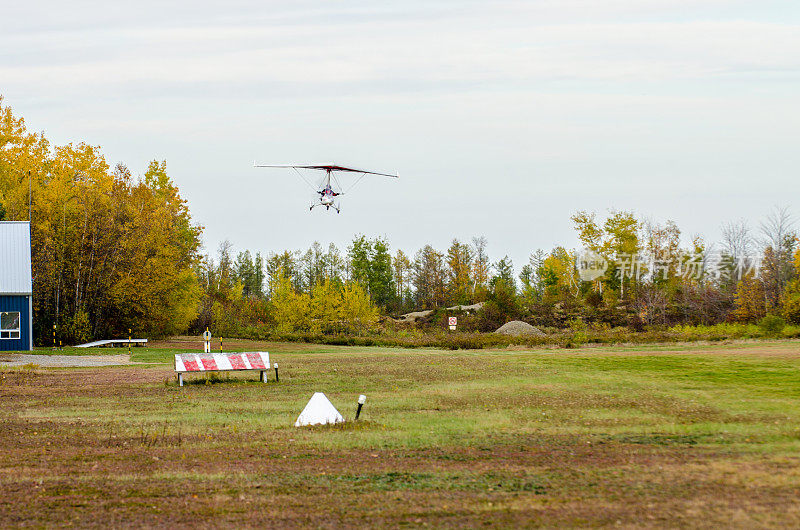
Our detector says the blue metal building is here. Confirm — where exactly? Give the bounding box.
[0,221,33,351]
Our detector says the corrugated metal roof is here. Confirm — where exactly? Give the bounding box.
[0,222,33,295]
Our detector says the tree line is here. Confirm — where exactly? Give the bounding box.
[194,206,800,336]
[2,97,799,343]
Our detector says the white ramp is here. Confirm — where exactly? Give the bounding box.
[75,339,148,348]
[295,392,344,427]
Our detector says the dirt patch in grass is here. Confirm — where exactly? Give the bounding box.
[2,441,799,528]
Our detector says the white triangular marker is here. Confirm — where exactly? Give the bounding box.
[294,392,345,427]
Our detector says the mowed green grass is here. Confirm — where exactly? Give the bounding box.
[2,340,800,527]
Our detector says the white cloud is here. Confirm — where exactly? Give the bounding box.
[3,17,798,95]
[1,1,798,264]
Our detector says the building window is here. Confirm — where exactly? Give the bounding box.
[1,311,21,339]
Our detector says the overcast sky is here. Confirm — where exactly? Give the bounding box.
[3,1,799,270]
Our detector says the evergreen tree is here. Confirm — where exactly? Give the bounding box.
[348,235,372,287]
[369,237,395,308]
[491,256,516,294]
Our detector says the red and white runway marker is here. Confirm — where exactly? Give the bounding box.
[174,352,271,386]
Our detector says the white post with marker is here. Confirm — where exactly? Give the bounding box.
[203,328,211,353]
[355,394,366,420]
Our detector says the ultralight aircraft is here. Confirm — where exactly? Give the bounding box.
[253,164,398,213]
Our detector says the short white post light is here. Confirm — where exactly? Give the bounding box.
[355,394,366,420]
[274,362,279,382]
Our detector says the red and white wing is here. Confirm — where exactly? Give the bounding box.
[254,163,398,178]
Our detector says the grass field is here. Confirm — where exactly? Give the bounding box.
[2,339,800,527]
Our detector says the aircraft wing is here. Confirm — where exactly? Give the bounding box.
[254,163,398,178]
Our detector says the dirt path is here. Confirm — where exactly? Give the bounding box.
[0,353,134,368]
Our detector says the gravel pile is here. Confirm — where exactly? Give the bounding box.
[494,320,546,337]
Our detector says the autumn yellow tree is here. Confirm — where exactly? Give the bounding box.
[782,248,800,323]
[446,239,473,305]
[0,98,203,342]
[340,282,379,333]
[571,210,642,297]
[309,278,342,333]
[269,271,310,333]
[540,247,580,300]
[733,273,767,322]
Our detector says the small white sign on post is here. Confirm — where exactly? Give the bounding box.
[448,316,457,331]
[202,329,212,353]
